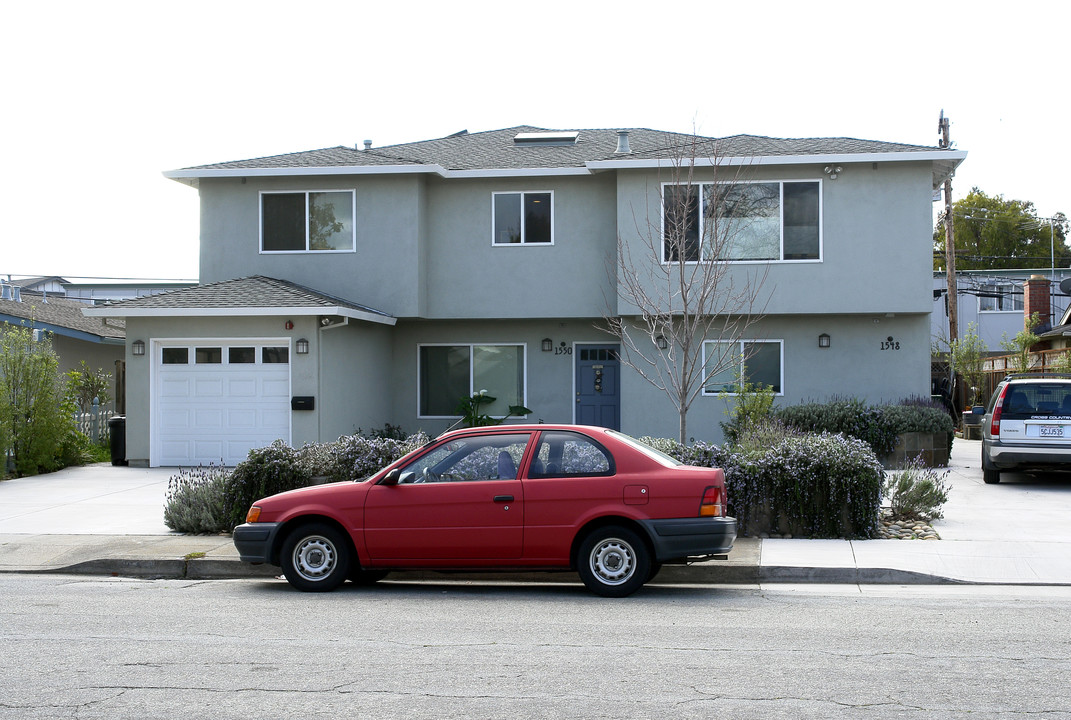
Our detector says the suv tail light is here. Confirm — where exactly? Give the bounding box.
[700,485,724,517]
[990,385,1008,436]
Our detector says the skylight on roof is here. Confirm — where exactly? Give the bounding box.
[513,131,579,146]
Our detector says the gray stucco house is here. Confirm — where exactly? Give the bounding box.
[85,126,965,467]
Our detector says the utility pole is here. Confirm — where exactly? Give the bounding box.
[939,110,958,343]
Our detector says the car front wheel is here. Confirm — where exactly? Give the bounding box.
[577,526,651,598]
[281,522,351,592]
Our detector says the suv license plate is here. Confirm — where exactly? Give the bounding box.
[1039,425,1065,438]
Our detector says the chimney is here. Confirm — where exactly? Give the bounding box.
[615,130,632,154]
[363,140,372,151]
[1024,274,1051,333]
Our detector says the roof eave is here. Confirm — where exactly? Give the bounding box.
[82,305,396,327]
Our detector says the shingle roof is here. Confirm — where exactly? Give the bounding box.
[82,276,394,324]
[0,292,124,340]
[173,126,953,174]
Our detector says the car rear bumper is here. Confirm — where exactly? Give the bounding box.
[639,516,737,561]
[233,522,283,564]
[985,439,1071,470]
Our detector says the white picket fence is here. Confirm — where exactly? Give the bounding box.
[74,402,117,444]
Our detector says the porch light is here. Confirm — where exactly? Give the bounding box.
[296,338,310,355]
[818,333,831,348]
[131,340,145,357]
[656,335,669,350]
[542,338,553,352]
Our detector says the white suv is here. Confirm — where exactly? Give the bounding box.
[981,373,1071,484]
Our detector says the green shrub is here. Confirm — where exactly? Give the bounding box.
[885,454,950,521]
[222,441,311,529]
[652,427,884,538]
[164,465,231,534]
[328,432,430,482]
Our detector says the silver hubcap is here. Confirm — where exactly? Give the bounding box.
[589,538,635,586]
[292,535,337,582]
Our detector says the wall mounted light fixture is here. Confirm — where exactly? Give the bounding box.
[131,340,146,357]
[296,338,310,354]
[823,165,842,180]
[542,338,553,352]
[656,335,669,350]
[818,333,831,348]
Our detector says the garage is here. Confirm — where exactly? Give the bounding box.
[152,340,291,466]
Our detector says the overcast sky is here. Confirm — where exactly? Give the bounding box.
[3,0,1065,281]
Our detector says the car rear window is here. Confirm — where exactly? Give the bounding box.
[1000,383,1071,418]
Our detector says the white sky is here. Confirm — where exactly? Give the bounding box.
[2,0,1066,281]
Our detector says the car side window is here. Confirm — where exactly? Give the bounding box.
[530,431,614,478]
[398,433,531,483]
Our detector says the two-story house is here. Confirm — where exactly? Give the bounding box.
[85,126,965,467]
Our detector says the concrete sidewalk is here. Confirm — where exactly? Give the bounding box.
[1,439,1070,586]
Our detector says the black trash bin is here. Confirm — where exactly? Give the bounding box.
[108,416,127,466]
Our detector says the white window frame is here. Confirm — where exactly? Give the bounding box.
[259,189,357,254]
[660,180,822,264]
[701,339,784,396]
[491,191,555,246]
[417,342,529,418]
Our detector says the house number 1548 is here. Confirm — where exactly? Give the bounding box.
[881,337,900,351]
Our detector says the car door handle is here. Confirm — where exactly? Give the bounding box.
[493,495,514,503]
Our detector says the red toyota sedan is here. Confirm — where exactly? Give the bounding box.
[233,425,736,597]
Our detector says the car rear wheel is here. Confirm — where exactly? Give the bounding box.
[981,446,1001,484]
[281,522,351,592]
[577,526,651,598]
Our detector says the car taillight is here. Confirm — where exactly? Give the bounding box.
[990,386,1008,436]
[700,486,724,517]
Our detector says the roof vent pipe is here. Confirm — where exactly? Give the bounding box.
[363,140,372,150]
[12,286,20,302]
[0,284,10,301]
[615,130,632,154]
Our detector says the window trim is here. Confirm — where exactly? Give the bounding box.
[259,189,357,254]
[701,339,784,396]
[491,190,555,246]
[660,179,822,264]
[977,283,1024,313]
[417,342,529,419]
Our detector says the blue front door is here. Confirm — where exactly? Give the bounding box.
[575,345,620,430]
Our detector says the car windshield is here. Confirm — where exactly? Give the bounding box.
[605,429,682,467]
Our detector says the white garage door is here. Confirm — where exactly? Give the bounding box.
[153,341,292,467]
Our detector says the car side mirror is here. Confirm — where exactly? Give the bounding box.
[379,468,402,486]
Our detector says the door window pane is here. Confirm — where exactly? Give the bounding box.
[196,347,222,364]
[161,348,188,364]
[229,347,256,364]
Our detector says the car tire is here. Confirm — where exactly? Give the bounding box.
[577,526,651,598]
[281,522,351,592]
[349,568,390,585]
[981,445,1001,484]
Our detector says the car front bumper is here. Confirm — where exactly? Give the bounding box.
[639,516,737,561]
[232,522,283,565]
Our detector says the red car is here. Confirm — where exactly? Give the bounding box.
[233,424,736,597]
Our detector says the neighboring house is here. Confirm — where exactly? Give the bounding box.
[934,269,1071,351]
[0,282,125,409]
[84,126,965,467]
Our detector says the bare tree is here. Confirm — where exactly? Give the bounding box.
[603,134,770,444]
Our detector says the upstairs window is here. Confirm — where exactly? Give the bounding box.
[261,190,355,253]
[493,191,553,245]
[978,283,1024,312]
[662,181,820,262]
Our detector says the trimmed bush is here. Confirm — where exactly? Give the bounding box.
[774,398,954,459]
[650,422,884,538]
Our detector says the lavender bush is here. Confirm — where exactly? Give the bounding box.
[163,464,230,534]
